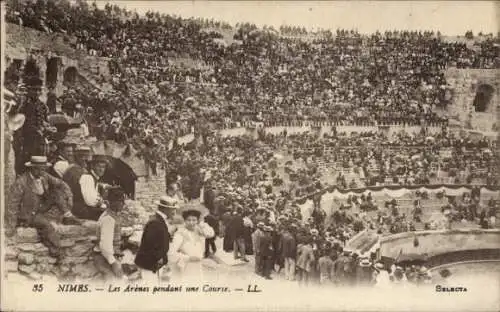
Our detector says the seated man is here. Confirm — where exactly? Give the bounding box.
[63,147,107,221]
[8,156,81,258]
[93,187,126,280]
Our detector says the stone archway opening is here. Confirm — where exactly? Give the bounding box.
[45,57,60,89]
[63,66,78,87]
[3,59,23,90]
[473,84,495,112]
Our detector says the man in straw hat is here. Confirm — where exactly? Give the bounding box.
[63,147,107,221]
[7,156,81,258]
[93,187,127,280]
[134,195,180,283]
[356,257,374,285]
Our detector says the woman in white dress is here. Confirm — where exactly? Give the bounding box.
[169,209,215,282]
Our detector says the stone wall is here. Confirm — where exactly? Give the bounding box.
[379,229,500,259]
[5,223,98,281]
[5,23,110,98]
[3,169,165,282]
[3,164,165,281]
[444,68,499,132]
[4,221,147,281]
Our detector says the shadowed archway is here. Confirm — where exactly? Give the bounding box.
[473,84,495,112]
[46,57,61,89]
[63,66,78,86]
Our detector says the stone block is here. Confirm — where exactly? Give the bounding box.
[5,246,18,260]
[73,263,99,279]
[75,236,93,242]
[17,243,49,256]
[6,260,19,272]
[18,252,35,265]
[19,264,35,274]
[53,223,94,238]
[36,262,50,274]
[61,256,90,265]
[81,220,99,231]
[15,227,40,243]
[35,255,53,265]
[60,239,76,248]
[64,242,94,257]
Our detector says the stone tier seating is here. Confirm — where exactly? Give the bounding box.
[4,221,145,281]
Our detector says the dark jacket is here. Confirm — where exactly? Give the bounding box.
[8,172,72,224]
[252,228,265,255]
[204,214,219,236]
[62,165,94,218]
[134,213,170,273]
[259,233,274,257]
[227,214,245,239]
[280,231,297,259]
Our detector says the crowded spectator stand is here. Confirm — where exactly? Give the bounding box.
[3,0,500,287]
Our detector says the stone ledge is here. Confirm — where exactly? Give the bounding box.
[52,222,98,238]
[5,220,147,281]
[14,227,40,244]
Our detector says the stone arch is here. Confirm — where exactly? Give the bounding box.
[45,57,60,89]
[4,59,24,89]
[473,84,495,112]
[63,66,78,86]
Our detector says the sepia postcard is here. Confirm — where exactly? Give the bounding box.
[1,1,499,311]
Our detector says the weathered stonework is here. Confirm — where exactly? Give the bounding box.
[445,68,499,132]
[5,23,111,99]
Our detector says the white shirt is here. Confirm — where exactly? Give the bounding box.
[170,223,215,266]
[80,171,101,207]
[53,160,70,178]
[96,212,117,265]
[29,173,45,196]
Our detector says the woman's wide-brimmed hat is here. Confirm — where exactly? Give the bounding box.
[25,156,51,167]
[181,209,201,219]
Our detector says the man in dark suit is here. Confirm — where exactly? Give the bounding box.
[134,196,179,283]
[251,222,265,275]
[228,208,249,262]
[260,226,275,280]
[280,225,297,281]
[204,212,219,258]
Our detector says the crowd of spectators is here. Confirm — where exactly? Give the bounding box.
[5,0,500,286]
[284,129,498,189]
[6,0,500,144]
[158,127,497,284]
